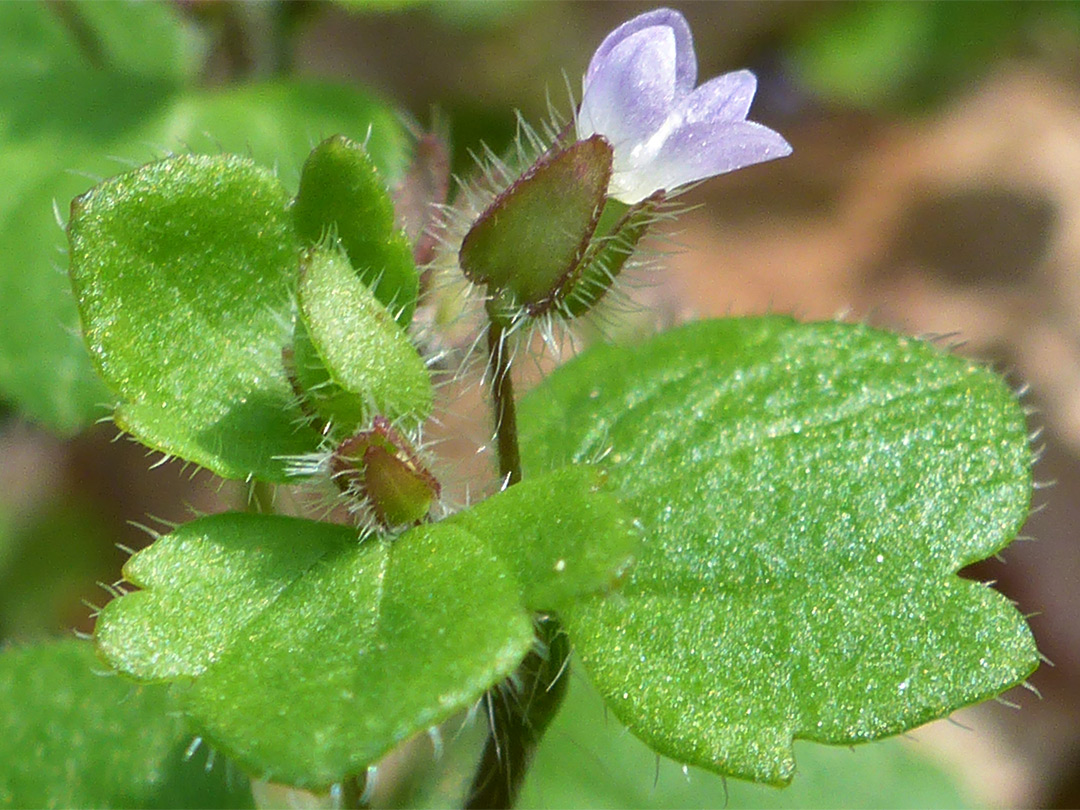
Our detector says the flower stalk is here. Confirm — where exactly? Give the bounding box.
[465,306,570,808]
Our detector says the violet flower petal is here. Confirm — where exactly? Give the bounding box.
[617,119,792,203]
[585,7,696,96]
[577,26,679,153]
[681,69,758,125]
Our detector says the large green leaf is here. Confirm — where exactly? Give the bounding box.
[519,316,1037,785]
[0,640,253,809]
[520,668,973,809]
[94,467,636,789]
[67,153,320,481]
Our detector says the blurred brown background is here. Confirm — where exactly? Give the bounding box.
[2,2,1079,807]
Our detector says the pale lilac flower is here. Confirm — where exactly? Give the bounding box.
[577,8,792,205]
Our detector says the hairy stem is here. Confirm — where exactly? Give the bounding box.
[465,617,570,809]
[485,316,522,487]
[466,310,571,809]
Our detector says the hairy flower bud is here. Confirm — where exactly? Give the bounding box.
[459,135,613,316]
[331,416,440,529]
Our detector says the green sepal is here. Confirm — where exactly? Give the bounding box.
[332,416,440,528]
[520,316,1038,785]
[293,244,433,438]
[67,153,321,482]
[460,136,612,312]
[562,192,664,318]
[293,134,418,326]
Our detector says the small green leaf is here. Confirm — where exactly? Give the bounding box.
[0,640,253,809]
[460,136,613,312]
[94,466,635,789]
[294,244,433,436]
[294,135,418,325]
[67,153,321,481]
[520,316,1037,785]
[447,465,640,611]
[95,512,533,789]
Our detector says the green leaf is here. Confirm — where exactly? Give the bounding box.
[519,316,1037,785]
[294,135,418,325]
[0,10,407,434]
[67,153,321,481]
[0,639,253,809]
[447,465,640,612]
[134,82,410,189]
[68,0,205,80]
[520,668,974,809]
[95,512,534,789]
[94,468,636,789]
[0,168,115,431]
[293,244,432,437]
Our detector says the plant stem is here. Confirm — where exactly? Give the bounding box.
[485,315,522,487]
[466,617,570,809]
[465,311,571,809]
[340,773,367,809]
[46,1,107,70]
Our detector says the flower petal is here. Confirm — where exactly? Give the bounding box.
[680,69,758,125]
[577,26,678,151]
[611,120,792,204]
[585,8,696,96]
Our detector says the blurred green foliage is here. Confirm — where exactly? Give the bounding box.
[788,1,1080,110]
[520,669,973,809]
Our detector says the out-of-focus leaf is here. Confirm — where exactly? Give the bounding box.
[788,2,1063,110]
[0,639,253,809]
[0,500,116,640]
[520,669,974,809]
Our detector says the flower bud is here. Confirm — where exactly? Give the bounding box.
[459,135,613,316]
[331,416,440,529]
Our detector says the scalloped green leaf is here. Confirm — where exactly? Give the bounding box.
[0,640,253,809]
[294,135,418,325]
[95,512,532,789]
[519,316,1037,785]
[293,244,432,437]
[94,467,635,788]
[67,153,320,481]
